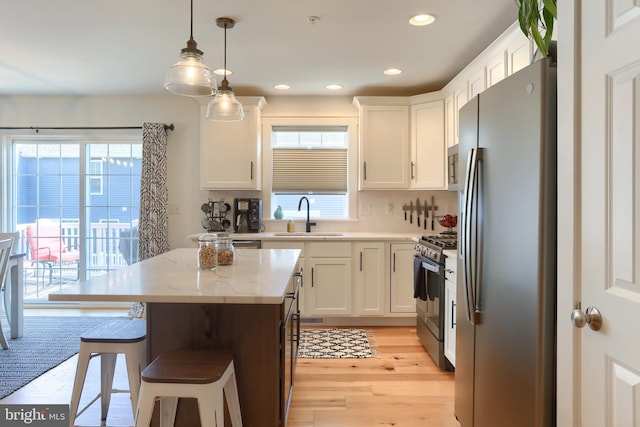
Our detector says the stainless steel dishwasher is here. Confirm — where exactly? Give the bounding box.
[232,239,262,249]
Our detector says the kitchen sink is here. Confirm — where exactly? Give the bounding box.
[272,232,344,237]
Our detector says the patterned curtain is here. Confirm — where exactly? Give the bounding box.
[138,122,170,261]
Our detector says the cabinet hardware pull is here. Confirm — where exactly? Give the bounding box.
[451,301,456,328]
[393,253,396,272]
[360,252,363,271]
[363,161,367,180]
[311,267,314,287]
[411,161,415,180]
[250,161,254,180]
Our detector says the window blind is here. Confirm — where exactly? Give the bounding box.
[272,148,347,193]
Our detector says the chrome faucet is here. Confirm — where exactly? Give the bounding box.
[297,196,317,233]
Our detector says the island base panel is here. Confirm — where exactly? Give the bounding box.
[147,302,283,427]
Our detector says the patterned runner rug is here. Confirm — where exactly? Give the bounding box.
[0,316,125,399]
[298,328,375,358]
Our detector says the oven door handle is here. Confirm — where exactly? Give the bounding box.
[421,260,440,273]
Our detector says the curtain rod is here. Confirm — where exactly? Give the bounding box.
[0,124,175,132]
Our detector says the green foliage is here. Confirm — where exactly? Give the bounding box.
[516,0,557,58]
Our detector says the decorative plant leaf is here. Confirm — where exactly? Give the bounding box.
[516,0,556,58]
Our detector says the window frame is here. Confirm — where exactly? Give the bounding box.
[262,117,358,222]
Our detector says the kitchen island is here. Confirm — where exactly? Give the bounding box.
[49,248,302,427]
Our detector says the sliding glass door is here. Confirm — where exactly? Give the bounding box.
[9,134,141,302]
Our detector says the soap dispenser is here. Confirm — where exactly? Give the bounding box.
[287,220,294,233]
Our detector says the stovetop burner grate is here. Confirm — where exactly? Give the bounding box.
[420,234,457,249]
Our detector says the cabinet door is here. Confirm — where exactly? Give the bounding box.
[360,105,410,189]
[486,51,507,88]
[306,258,352,316]
[390,243,416,313]
[506,34,533,76]
[444,94,456,148]
[262,241,306,315]
[200,102,262,190]
[354,242,385,315]
[444,279,456,367]
[453,85,469,146]
[410,100,446,189]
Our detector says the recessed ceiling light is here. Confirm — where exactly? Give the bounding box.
[326,84,343,90]
[274,84,291,90]
[409,14,437,26]
[384,68,403,76]
[213,68,233,76]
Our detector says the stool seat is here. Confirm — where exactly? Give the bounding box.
[135,349,242,427]
[81,318,146,343]
[141,349,233,384]
[69,318,146,427]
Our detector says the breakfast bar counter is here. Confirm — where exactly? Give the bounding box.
[50,248,302,427]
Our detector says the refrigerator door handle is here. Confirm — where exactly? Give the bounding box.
[462,148,476,324]
[471,148,484,325]
[463,147,484,325]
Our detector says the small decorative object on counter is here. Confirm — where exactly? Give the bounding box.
[287,220,294,233]
[198,233,218,270]
[274,205,283,219]
[216,236,235,265]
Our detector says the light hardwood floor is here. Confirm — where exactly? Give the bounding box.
[1,311,459,427]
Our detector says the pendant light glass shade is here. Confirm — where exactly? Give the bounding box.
[163,0,216,97]
[164,41,216,96]
[205,17,244,121]
[205,79,245,121]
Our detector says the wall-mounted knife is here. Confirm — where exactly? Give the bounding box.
[424,200,428,230]
[415,198,421,227]
[431,196,435,230]
[409,200,413,224]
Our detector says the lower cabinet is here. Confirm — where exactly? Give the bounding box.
[390,243,416,313]
[354,242,385,315]
[444,253,457,367]
[306,242,352,315]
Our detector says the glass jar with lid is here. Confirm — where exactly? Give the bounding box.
[198,233,218,270]
[216,236,235,265]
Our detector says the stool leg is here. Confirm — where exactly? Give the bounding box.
[159,397,179,427]
[69,349,91,427]
[100,353,117,421]
[198,391,220,427]
[134,383,154,427]
[223,365,242,427]
[125,341,145,417]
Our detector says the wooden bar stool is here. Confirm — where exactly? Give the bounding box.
[134,349,242,427]
[69,318,146,427]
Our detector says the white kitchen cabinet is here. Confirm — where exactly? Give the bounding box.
[506,35,533,76]
[390,243,416,313]
[353,242,385,315]
[444,94,456,148]
[468,68,487,100]
[261,241,306,315]
[410,100,446,189]
[199,96,266,190]
[306,242,352,316]
[453,85,469,146]
[486,51,507,88]
[354,98,410,189]
[444,252,457,367]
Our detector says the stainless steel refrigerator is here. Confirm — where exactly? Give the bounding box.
[455,57,557,427]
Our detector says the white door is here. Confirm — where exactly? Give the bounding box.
[572,1,640,425]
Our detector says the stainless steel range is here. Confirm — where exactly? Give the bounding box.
[414,234,457,370]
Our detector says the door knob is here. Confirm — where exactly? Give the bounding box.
[570,306,602,331]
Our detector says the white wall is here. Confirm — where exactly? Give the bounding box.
[0,94,457,249]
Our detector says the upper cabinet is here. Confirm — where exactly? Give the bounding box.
[354,97,410,190]
[410,99,446,189]
[200,96,267,190]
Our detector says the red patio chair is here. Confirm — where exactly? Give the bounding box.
[26,223,80,284]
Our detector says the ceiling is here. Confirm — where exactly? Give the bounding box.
[0,0,518,97]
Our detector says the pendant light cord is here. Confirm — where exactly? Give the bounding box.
[190,0,194,40]
[223,22,228,80]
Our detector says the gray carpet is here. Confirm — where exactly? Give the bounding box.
[0,316,125,399]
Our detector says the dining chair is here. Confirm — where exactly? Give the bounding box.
[0,238,13,350]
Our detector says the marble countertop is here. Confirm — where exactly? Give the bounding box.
[189,231,419,242]
[48,248,301,304]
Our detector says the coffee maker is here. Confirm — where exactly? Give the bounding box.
[233,198,262,233]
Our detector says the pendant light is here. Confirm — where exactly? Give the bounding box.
[206,17,245,121]
[164,0,216,96]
